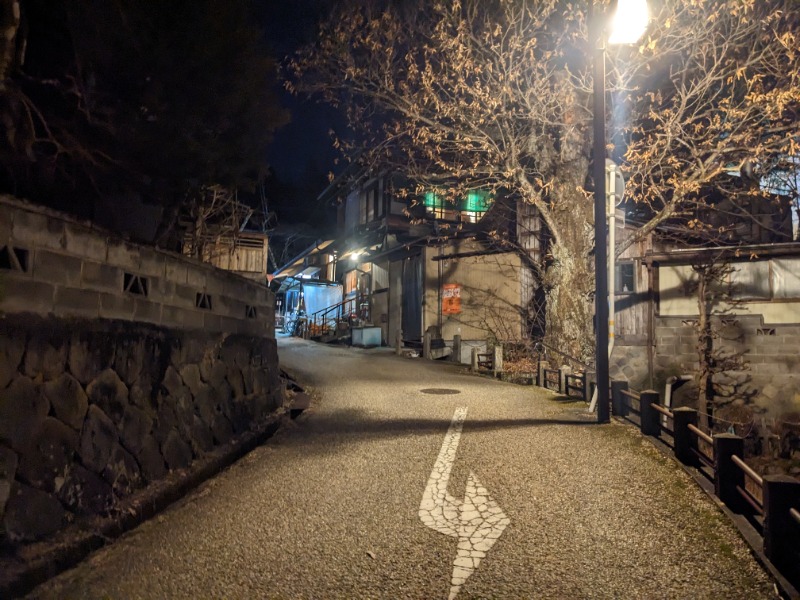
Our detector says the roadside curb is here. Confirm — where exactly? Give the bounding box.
[0,411,294,599]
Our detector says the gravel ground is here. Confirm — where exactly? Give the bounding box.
[26,337,778,600]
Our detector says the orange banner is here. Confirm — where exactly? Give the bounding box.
[442,283,462,315]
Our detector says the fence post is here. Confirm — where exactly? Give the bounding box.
[452,334,462,363]
[611,380,628,417]
[471,347,479,372]
[639,390,660,436]
[423,330,432,360]
[558,366,571,394]
[538,361,547,387]
[583,372,595,403]
[492,344,503,378]
[673,407,700,467]
[763,475,800,576]
[395,329,403,355]
[714,433,745,513]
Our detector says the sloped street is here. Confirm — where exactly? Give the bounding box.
[26,337,776,599]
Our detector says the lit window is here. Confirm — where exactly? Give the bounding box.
[462,211,482,224]
[460,190,492,223]
[424,191,447,219]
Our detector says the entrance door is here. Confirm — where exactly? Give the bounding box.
[401,253,423,341]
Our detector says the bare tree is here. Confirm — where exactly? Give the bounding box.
[181,186,255,263]
[290,0,798,362]
[690,259,755,430]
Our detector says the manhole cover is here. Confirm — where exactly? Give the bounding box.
[420,388,461,395]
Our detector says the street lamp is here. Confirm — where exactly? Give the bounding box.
[593,0,648,423]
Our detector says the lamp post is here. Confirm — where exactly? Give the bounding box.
[592,0,648,423]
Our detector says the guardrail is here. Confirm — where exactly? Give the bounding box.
[606,379,800,590]
[537,362,592,401]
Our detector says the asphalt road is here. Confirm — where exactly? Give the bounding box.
[27,337,776,599]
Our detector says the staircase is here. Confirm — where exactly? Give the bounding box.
[307,295,367,343]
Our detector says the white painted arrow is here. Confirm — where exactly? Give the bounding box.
[419,407,510,600]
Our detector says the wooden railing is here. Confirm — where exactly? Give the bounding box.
[605,379,800,591]
[536,361,591,401]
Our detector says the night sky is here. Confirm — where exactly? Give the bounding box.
[261,0,345,186]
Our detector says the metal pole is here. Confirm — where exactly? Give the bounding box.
[593,19,610,424]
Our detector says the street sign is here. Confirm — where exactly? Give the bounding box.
[606,158,626,209]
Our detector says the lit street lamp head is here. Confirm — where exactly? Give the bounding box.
[608,0,649,45]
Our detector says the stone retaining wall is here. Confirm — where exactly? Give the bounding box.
[0,196,283,545]
[0,318,282,543]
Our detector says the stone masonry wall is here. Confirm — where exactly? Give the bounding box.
[0,318,282,544]
[0,197,283,545]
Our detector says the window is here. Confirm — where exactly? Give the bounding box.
[730,261,771,300]
[424,191,448,219]
[344,270,358,295]
[615,263,635,293]
[361,181,382,224]
[460,190,492,223]
[772,258,800,299]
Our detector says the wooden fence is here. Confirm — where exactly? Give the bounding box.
[608,382,800,589]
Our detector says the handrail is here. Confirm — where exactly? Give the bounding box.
[732,454,763,488]
[688,423,713,445]
[790,507,800,526]
[651,403,674,419]
[621,389,641,400]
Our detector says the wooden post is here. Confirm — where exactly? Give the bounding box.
[538,361,547,387]
[673,407,700,466]
[558,366,571,394]
[714,433,745,513]
[395,329,403,355]
[492,344,503,378]
[423,330,432,360]
[611,380,628,417]
[763,475,800,575]
[583,372,595,403]
[452,334,462,363]
[471,347,479,372]
[639,390,660,436]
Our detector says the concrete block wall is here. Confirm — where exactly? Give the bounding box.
[612,315,800,416]
[0,195,273,335]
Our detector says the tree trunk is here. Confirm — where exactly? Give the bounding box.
[696,271,714,430]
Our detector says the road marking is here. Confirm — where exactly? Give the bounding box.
[419,407,510,600]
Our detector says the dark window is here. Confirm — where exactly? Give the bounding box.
[245,305,257,319]
[615,263,635,293]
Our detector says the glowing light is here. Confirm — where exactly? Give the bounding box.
[608,0,648,45]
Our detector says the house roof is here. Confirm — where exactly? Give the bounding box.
[646,241,800,264]
[272,239,335,279]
